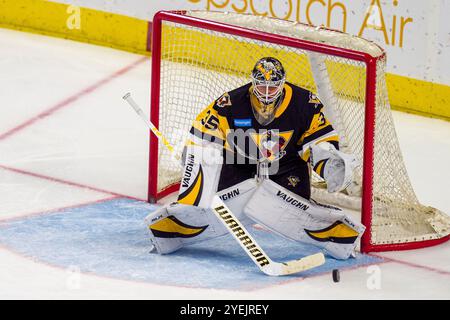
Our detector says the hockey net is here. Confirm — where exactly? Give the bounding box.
[149,10,450,252]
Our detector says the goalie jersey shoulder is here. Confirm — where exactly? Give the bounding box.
[187,84,252,147]
[289,83,325,117]
[213,83,252,116]
[290,85,340,158]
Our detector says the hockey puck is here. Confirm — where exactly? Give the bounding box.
[332,269,340,283]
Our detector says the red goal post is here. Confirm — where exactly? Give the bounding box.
[148,10,450,253]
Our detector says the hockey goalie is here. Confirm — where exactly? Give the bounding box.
[145,57,366,260]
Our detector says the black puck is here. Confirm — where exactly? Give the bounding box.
[332,269,340,283]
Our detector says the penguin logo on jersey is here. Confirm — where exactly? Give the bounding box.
[216,93,232,108]
[287,176,301,187]
[250,130,293,162]
[309,92,322,106]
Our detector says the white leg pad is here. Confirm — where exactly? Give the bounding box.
[243,179,365,259]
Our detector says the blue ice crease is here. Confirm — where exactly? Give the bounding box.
[0,198,382,290]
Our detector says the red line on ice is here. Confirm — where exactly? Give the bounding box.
[0,164,145,202]
[0,56,148,141]
[369,253,450,276]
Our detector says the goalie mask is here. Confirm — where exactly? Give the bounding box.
[251,57,286,125]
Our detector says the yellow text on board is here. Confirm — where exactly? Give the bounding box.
[188,0,413,48]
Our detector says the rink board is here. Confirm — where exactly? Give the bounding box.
[0,198,383,290]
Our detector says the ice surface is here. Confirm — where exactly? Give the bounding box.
[0,28,448,299]
[0,198,382,290]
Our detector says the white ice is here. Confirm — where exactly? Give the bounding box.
[0,28,449,299]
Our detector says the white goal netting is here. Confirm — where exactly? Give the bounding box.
[152,11,450,250]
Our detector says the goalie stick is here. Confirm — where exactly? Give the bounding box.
[123,93,180,161]
[122,93,326,276]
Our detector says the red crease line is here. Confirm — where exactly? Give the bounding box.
[0,196,120,223]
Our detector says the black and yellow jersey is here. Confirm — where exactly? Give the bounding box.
[187,82,339,172]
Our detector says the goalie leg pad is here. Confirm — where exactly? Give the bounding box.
[145,178,258,254]
[177,145,223,208]
[145,203,213,254]
[243,179,365,259]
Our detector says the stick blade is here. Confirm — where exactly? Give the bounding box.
[262,252,326,276]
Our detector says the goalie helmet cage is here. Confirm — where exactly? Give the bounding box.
[148,10,450,253]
